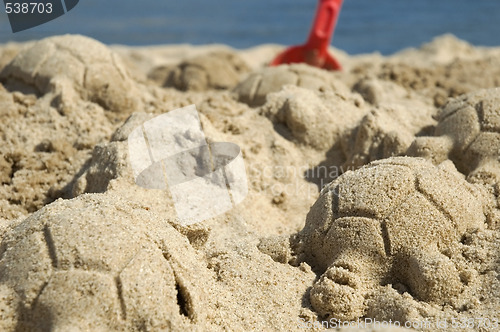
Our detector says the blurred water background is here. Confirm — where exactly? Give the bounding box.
[0,0,499,54]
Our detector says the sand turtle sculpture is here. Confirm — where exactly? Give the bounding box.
[0,194,210,331]
[152,50,251,91]
[293,157,486,321]
[233,63,350,107]
[408,87,500,185]
[260,85,365,150]
[0,34,140,114]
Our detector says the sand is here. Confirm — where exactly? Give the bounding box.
[0,34,499,331]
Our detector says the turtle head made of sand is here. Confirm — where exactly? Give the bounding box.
[408,87,500,185]
[292,157,487,321]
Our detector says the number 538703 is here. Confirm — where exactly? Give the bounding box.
[5,2,53,14]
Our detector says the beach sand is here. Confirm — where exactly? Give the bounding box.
[0,34,499,331]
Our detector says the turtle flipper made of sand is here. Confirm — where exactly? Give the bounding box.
[408,87,500,185]
[293,157,486,321]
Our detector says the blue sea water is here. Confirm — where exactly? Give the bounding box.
[0,0,499,55]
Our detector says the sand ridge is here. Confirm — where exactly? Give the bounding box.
[0,34,499,331]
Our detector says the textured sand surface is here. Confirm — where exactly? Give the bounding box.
[0,34,499,331]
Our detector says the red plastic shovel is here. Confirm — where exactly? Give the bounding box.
[270,0,343,70]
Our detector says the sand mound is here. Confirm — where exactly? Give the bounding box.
[294,157,491,321]
[0,83,113,219]
[70,94,321,235]
[373,56,500,108]
[149,50,251,91]
[0,35,152,220]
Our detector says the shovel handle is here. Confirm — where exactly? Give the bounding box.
[305,0,343,53]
